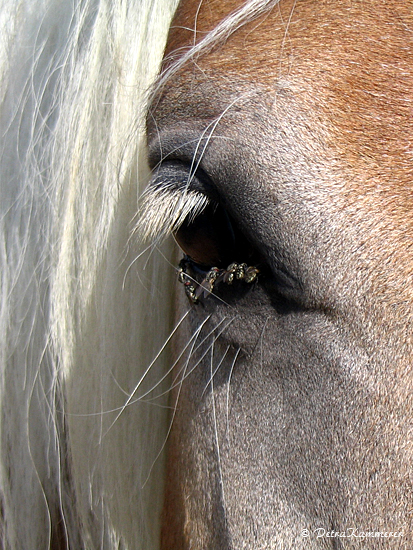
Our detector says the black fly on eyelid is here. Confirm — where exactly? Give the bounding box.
[178,255,260,304]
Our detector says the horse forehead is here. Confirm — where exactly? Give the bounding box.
[166,0,413,63]
[153,0,413,228]
[160,0,413,162]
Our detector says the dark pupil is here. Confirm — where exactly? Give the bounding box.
[174,202,258,270]
[174,203,235,268]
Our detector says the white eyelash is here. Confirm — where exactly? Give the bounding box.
[136,181,210,241]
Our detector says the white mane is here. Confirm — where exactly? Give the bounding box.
[0,0,178,547]
[0,0,278,547]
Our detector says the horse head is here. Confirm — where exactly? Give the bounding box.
[143,0,413,546]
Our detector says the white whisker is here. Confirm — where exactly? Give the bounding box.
[170,315,237,389]
[103,307,192,435]
[202,344,231,398]
[145,314,234,401]
[136,313,213,402]
[226,346,241,436]
[210,338,227,513]
[137,99,246,246]
[142,325,193,488]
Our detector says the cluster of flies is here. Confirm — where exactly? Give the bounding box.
[178,256,259,304]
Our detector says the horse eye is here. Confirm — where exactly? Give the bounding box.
[174,202,236,268]
[144,160,260,270]
[174,200,259,270]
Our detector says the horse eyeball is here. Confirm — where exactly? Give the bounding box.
[174,203,235,268]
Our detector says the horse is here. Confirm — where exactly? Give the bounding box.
[1,0,413,548]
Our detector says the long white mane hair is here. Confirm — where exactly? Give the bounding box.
[0,0,178,547]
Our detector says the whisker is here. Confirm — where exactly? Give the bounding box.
[165,315,237,392]
[102,307,192,435]
[210,339,227,512]
[141,326,193,488]
[143,315,236,487]
[148,135,233,173]
[145,314,235,402]
[186,97,244,188]
[225,346,241,436]
[136,313,213,402]
[202,344,231,398]
[136,99,247,246]
[121,240,163,291]
[92,313,234,424]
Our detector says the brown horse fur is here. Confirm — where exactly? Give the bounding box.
[146,1,413,547]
